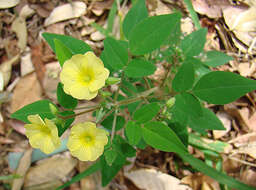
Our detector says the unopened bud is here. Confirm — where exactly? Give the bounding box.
[166,97,175,108]
[49,103,58,115]
[106,77,121,85]
[100,91,112,97]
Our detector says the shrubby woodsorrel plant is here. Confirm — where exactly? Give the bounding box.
[11,0,256,189]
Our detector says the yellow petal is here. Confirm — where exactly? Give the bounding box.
[25,115,61,154]
[27,114,44,125]
[89,68,110,92]
[59,52,109,100]
[67,122,108,161]
[65,83,98,100]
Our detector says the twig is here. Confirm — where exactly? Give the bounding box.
[228,155,256,167]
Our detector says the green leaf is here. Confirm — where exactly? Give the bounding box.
[103,37,128,70]
[165,18,181,46]
[193,71,256,104]
[56,161,101,190]
[168,122,188,147]
[112,135,136,158]
[57,110,75,136]
[121,79,138,97]
[129,13,182,55]
[101,114,125,131]
[136,138,147,149]
[174,93,202,118]
[123,0,148,39]
[104,149,118,166]
[142,121,187,154]
[133,102,160,123]
[188,107,225,134]
[191,57,211,81]
[101,155,126,187]
[180,153,256,190]
[0,174,21,180]
[11,100,57,123]
[180,28,207,57]
[189,133,230,154]
[124,59,156,78]
[54,39,73,67]
[57,83,77,109]
[42,32,91,54]
[125,121,142,145]
[204,51,233,67]
[172,61,195,92]
[107,1,117,33]
[100,50,114,73]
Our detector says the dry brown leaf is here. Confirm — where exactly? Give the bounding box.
[236,141,256,159]
[24,156,77,188]
[78,161,107,190]
[8,119,26,135]
[181,173,220,190]
[125,169,191,190]
[0,0,20,9]
[21,51,34,76]
[12,148,33,190]
[81,26,96,36]
[248,111,256,132]
[30,2,54,18]
[11,72,42,113]
[0,54,20,89]
[90,31,105,41]
[45,22,66,35]
[44,2,87,26]
[223,5,256,53]
[224,105,252,132]
[192,0,230,18]
[31,44,46,86]
[90,0,113,16]
[0,137,15,144]
[11,17,27,51]
[150,0,172,16]
[78,162,96,190]
[241,169,256,187]
[43,62,60,101]
[23,180,62,190]
[181,17,194,36]
[226,6,256,32]
[238,62,256,77]
[213,112,231,139]
[222,155,242,173]
[20,5,35,19]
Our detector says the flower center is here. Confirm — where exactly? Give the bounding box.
[84,135,92,143]
[41,126,51,136]
[84,75,91,83]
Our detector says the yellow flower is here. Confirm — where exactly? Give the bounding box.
[24,115,61,154]
[67,122,108,161]
[60,51,109,100]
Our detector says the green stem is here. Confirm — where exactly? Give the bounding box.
[58,105,100,120]
[59,87,159,121]
[111,109,118,142]
[183,0,201,30]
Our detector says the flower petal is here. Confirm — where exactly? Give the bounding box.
[88,68,109,92]
[27,114,44,125]
[25,115,61,154]
[59,52,109,100]
[67,122,108,161]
